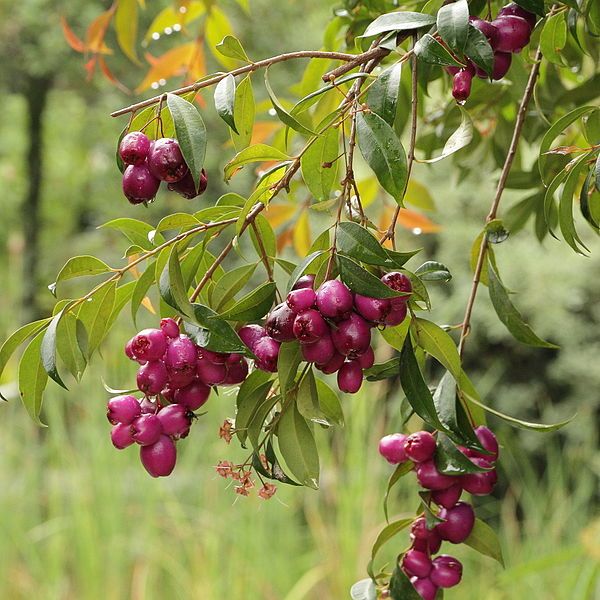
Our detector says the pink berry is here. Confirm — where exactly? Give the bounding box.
[436,502,475,543]
[416,460,457,490]
[431,482,463,508]
[293,309,329,343]
[173,380,210,410]
[130,328,168,362]
[157,404,191,438]
[402,549,432,578]
[197,356,228,385]
[337,360,363,394]
[469,17,499,49]
[160,318,180,338]
[137,361,169,395]
[292,274,315,290]
[354,294,392,324]
[452,69,473,103]
[318,351,345,374]
[140,397,159,414]
[430,555,462,588]
[356,346,374,369]
[147,137,188,183]
[384,302,408,326]
[461,457,497,495]
[131,414,163,446]
[167,168,208,199]
[410,577,438,600]
[265,303,297,342]
[331,312,371,357]
[492,15,532,53]
[122,163,160,205]
[111,423,135,449]
[498,2,537,29]
[411,518,442,554]
[166,365,197,389]
[107,394,141,425]
[287,288,316,313]
[253,336,281,373]
[124,338,137,361]
[381,271,412,308]
[223,356,249,385]
[140,435,177,477]
[164,335,197,370]
[378,433,408,464]
[119,131,151,166]
[238,324,267,350]
[473,425,499,460]
[301,332,335,365]
[198,349,228,364]
[315,280,353,320]
[404,431,437,463]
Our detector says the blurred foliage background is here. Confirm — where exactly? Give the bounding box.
[0,0,599,598]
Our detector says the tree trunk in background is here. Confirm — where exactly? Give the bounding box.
[21,75,52,323]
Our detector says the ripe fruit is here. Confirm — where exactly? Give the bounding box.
[122,163,160,204]
[140,435,177,477]
[111,423,135,449]
[410,577,438,600]
[301,332,335,365]
[238,324,267,350]
[473,425,500,460]
[223,356,249,385]
[173,380,211,410]
[167,168,208,199]
[381,271,412,307]
[265,303,296,342]
[131,414,163,446]
[337,360,363,394]
[430,555,463,588]
[197,357,228,385]
[436,502,475,543]
[416,460,457,490]
[404,431,436,463]
[491,51,512,80]
[164,335,197,370]
[319,351,345,374]
[461,457,497,495]
[119,131,151,166]
[292,274,315,290]
[130,328,168,362]
[384,302,408,327]
[402,549,432,578]
[315,280,353,319]
[107,394,141,425]
[378,433,408,464]
[498,2,537,29]
[137,361,169,395]
[331,312,371,357]
[147,138,188,182]
[160,318,180,339]
[452,69,473,103]
[354,294,391,324]
[431,482,463,509]
[470,17,499,49]
[287,288,316,313]
[253,336,281,372]
[493,15,532,53]
[356,346,374,369]
[293,309,328,343]
[157,404,191,438]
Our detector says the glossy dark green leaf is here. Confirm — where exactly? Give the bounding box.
[464,24,494,76]
[414,34,463,67]
[464,518,505,566]
[219,282,276,322]
[247,393,279,450]
[167,93,207,192]
[435,433,491,475]
[187,304,247,353]
[158,246,192,316]
[437,0,469,52]
[41,309,70,390]
[278,341,302,397]
[389,563,421,600]
[338,255,407,299]
[214,74,238,133]
[514,0,544,16]
[18,331,48,426]
[337,222,393,265]
[356,111,408,205]
[301,127,339,201]
[235,376,273,447]
[361,11,436,38]
[368,61,402,126]
[364,357,401,381]
[414,261,452,282]
[286,250,326,293]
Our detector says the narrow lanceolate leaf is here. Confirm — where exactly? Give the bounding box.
[414,34,463,67]
[370,518,413,566]
[437,0,469,52]
[231,75,255,151]
[337,222,392,266]
[158,246,191,317]
[368,62,402,126]
[41,308,71,390]
[115,0,139,63]
[356,111,407,205]
[224,144,290,181]
[464,519,505,566]
[187,305,247,354]
[216,35,250,62]
[131,264,157,325]
[278,341,302,397]
[383,461,414,522]
[421,106,473,163]
[337,255,407,299]
[0,318,51,383]
[435,433,490,475]
[167,93,207,192]
[77,281,117,358]
[264,69,314,136]
[487,259,558,349]
[277,403,320,489]
[214,74,238,133]
[414,318,460,379]
[52,255,111,293]
[361,11,436,38]
[389,563,422,600]
[540,12,567,66]
[286,250,326,293]
[580,168,600,229]
[301,127,339,201]
[235,377,273,447]
[464,25,494,76]
[211,264,257,311]
[219,282,276,322]
[56,312,87,382]
[18,332,49,426]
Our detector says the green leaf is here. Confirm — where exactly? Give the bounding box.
[231,75,255,151]
[389,563,421,600]
[277,403,320,489]
[98,218,157,250]
[131,264,157,325]
[414,261,451,282]
[350,579,377,600]
[464,518,505,566]
[224,144,290,181]
[56,312,87,382]
[414,318,460,379]
[370,518,413,566]
[435,432,490,475]
[337,222,393,266]
[215,35,250,62]
[77,282,117,358]
[514,0,544,16]
[383,461,414,521]
[247,393,279,450]
[219,282,276,322]
[437,0,469,52]
[167,93,207,192]
[187,305,247,353]
[337,255,407,299]
[464,24,494,76]
[381,318,411,352]
[301,128,339,201]
[292,73,368,116]
[211,264,257,311]
[540,12,567,66]
[286,250,326,293]
[278,341,302,397]
[214,74,238,134]
[399,338,448,431]
[52,256,111,293]
[18,332,48,426]
[41,309,70,390]
[414,34,463,67]
[235,377,273,447]
[361,11,436,38]
[420,106,473,163]
[487,259,558,348]
[115,0,139,64]
[364,357,401,381]
[580,167,600,229]
[158,247,192,317]
[368,62,402,126]
[155,213,201,234]
[356,111,408,205]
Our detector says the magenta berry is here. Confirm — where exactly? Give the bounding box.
[436,502,475,543]
[253,336,281,372]
[301,332,335,365]
[331,312,371,357]
[474,425,500,460]
[337,360,363,394]
[131,413,163,446]
[452,69,473,103]
[461,458,497,495]
[356,346,374,369]
[477,51,513,80]
[147,137,188,183]
[107,394,141,425]
[238,324,267,350]
[379,433,408,464]
[470,17,499,49]
[430,555,462,588]
[140,397,159,414]
[223,356,249,385]
[410,577,438,600]
[160,317,180,339]
[122,163,160,205]
[130,328,168,362]
[140,435,177,477]
[381,271,412,308]
[173,380,210,410]
[166,365,197,389]
[402,549,432,578]
[354,294,391,324]
[198,349,228,365]
[287,288,316,313]
[197,357,227,385]
[492,15,532,53]
[416,460,457,490]
[137,361,169,395]
[119,131,151,166]
[125,338,137,361]
[292,274,315,290]
[167,168,208,199]
[384,302,408,327]
[315,280,353,319]
[319,351,345,374]
[404,431,437,463]
[265,303,297,342]
[293,309,328,343]
[412,531,442,555]
[432,482,463,509]
[157,404,191,439]
[164,335,197,370]
[111,423,135,449]
[498,2,537,29]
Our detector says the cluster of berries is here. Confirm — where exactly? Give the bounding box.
[379,427,500,599]
[108,318,250,477]
[238,271,412,394]
[119,131,208,204]
[449,3,538,103]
